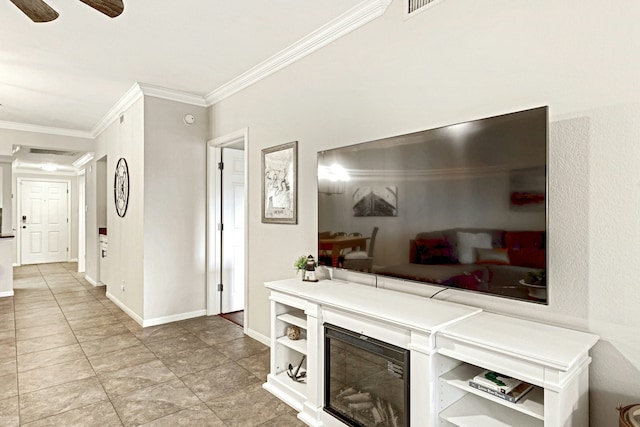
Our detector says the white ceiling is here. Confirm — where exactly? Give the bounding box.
[0,0,365,135]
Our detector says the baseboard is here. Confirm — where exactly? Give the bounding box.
[0,290,14,298]
[106,291,144,326]
[246,327,270,347]
[142,309,206,328]
[69,258,78,262]
[84,275,104,287]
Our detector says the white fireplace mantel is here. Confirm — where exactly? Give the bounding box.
[263,278,599,427]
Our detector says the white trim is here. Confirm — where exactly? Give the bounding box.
[205,0,393,104]
[12,167,80,177]
[107,289,207,327]
[84,274,101,287]
[69,258,78,262]
[141,309,208,328]
[206,128,249,319]
[137,83,208,107]
[77,173,86,273]
[245,327,270,347]
[0,290,14,298]
[72,152,94,169]
[91,83,144,138]
[0,120,93,139]
[106,291,144,326]
[92,83,207,139]
[2,0,392,138]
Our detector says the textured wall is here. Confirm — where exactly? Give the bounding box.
[210,0,640,424]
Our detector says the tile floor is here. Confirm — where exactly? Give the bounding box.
[0,263,304,426]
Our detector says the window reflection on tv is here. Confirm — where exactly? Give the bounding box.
[317,107,548,304]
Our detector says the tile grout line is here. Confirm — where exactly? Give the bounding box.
[11,263,290,427]
[17,263,125,426]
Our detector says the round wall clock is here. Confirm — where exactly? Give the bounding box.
[114,157,130,217]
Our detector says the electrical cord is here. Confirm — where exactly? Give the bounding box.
[429,288,448,299]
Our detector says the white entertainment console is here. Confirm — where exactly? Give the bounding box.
[263,278,598,427]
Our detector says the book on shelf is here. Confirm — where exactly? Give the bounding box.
[469,379,534,403]
[471,370,522,394]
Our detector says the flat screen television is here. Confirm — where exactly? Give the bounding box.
[317,106,548,304]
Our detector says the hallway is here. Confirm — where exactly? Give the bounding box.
[0,263,302,426]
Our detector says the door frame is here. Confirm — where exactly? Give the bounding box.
[16,177,72,266]
[206,128,249,324]
[77,171,86,272]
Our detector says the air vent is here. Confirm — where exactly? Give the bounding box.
[407,0,446,16]
[29,148,79,156]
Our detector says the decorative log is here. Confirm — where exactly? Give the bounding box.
[348,401,374,411]
[336,387,357,398]
[343,392,371,403]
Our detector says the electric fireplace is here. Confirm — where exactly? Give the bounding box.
[324,324,410,427]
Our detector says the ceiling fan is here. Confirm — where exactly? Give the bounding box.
[9,0,124,22]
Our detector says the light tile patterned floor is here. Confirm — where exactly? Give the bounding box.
[0,263,304,426]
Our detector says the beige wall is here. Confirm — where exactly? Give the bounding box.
[143,96,208,321]
[209,1,640,424]
[104,97,145,319]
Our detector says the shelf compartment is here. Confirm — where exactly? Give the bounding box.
[276,336,307,354]
[440,392,543,427]
[273,370,307,397]
[440,363,544,421]
[277,312,307,329]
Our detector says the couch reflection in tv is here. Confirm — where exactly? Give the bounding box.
[376,228,546,302]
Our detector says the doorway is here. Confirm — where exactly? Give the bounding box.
[207,129,248,328]
[18,179,71,265]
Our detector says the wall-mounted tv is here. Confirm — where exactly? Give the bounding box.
[317,107,548,304]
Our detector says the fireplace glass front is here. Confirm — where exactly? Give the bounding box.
[324,324,409,427]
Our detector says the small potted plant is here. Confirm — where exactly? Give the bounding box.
[294,255,307,278]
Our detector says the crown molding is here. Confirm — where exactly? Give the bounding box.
[91,83,144,138]
[91,83,143,138]
[137,83,208,107]
[0,120,92,139]
[91,83,207,138]
[3,0,392,138]
[205,0,393,105]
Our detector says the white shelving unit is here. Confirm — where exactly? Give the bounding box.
[440,393,543,427]
[440,364,544,420]
[264,281,328,414]
[436,312,599,427]
[263,278,599,427]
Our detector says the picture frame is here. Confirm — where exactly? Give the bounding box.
[262,141,298,224]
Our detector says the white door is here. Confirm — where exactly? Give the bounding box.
[21,180,69,265]
[221,148,245,313]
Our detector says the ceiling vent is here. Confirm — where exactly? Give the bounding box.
[406,0,446,16]
[29,148,79,156]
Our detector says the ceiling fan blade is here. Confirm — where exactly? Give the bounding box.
[9,0,59,22]
[77,0,124,18]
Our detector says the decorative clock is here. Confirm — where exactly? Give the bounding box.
[114,157,130,217]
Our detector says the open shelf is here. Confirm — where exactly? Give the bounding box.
[274,370,307,396]
[277,311,307,329]
[440,363,544,421]
[276,336,307,354]
[440,392,544,427]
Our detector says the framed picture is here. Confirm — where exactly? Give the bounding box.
[262,141,298,224]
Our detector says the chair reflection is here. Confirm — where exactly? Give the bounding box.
[318,231,367,267]
[340,227,379,273]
